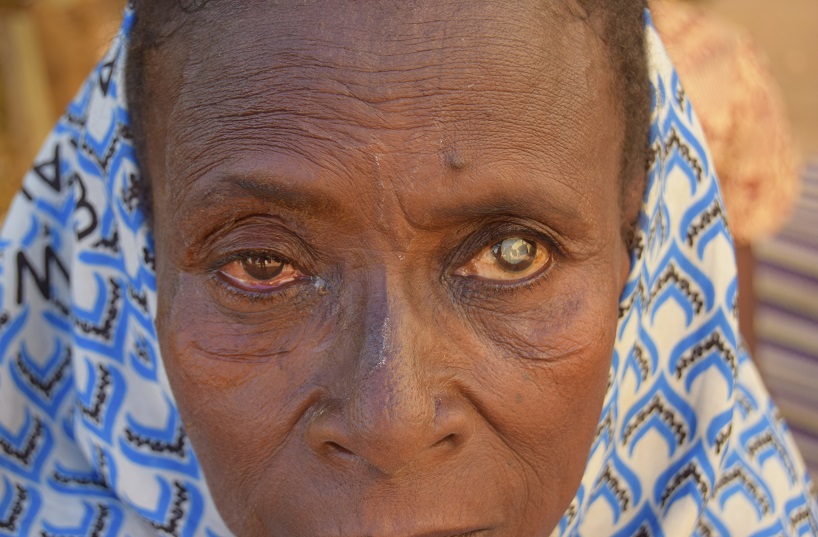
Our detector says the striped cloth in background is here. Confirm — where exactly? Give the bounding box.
[756,159,818,482]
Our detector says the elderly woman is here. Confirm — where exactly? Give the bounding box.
[0,1,816,536]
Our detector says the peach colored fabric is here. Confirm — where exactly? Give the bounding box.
[651,0,800,244]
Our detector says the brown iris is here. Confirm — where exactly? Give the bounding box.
[241,254,285,281]
[217,252,303,293]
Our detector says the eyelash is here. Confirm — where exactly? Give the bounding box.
[208,250,312,304]
[445,224,561,293]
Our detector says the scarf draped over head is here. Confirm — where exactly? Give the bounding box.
[0,5,816,536]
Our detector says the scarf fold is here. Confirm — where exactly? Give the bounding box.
[0,5,815,536]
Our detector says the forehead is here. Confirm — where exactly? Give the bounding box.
[144,0,622,224]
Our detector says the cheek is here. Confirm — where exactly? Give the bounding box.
[154,270,338,514]
[464,259,622,369]
[461,265,621,511]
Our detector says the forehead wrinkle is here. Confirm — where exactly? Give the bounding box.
[151,0,620,224]
[167,0,586,105]
[167,130,370,213]
[163,74,607,226]
[163,32,595,161]
[158,0,604,155]
[199,0,563,60]
[172,42,564,111]
[163,66,589,192]
[165,95,594,209]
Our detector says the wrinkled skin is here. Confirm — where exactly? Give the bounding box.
[144,1,634,535]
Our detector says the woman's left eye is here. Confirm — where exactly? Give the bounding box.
[217,253,305,293]
[454,237,552,283]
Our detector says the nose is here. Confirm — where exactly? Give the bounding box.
[305,282,474,476]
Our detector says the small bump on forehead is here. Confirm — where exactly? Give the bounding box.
[446,150,469,171]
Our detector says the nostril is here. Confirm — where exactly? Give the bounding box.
[326,441,354,457]
[433,433,462,449]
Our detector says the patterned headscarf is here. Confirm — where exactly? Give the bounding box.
[1,5,816,536]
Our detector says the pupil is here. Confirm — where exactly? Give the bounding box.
[494,238,535,272]
[242,255,284,281]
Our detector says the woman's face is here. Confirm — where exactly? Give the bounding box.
[146,1,632,535]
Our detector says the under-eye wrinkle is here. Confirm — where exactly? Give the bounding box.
[207,268,325,312]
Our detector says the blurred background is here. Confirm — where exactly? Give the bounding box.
[1,0,817,479]
[675,0,818,484]
[0,0,124,211]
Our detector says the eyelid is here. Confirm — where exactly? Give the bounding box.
[201,223,320,302]
[209,250,314,305]
[209,248,287,272]
[446,220,564,270]
[445,221,560,291]
[458,240,552,282]
[184,214,320,273]
[209,271,303,306]
[219,254,303,288]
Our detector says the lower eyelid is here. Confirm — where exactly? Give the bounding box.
[450,258,555,296]
[447,265,555,306]
[210,270,312,306]
[455,239,551,278]
[219,263,302,288]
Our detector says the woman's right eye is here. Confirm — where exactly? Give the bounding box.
[217,252,306,293]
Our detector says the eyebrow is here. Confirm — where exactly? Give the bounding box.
[424,186,586,228]
[179,166,597,248]
[181,172,344,218]
[401,165,594,236]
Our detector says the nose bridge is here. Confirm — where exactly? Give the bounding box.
[360,270,420,381]
[305,267,472,476]
[348,270,436,454]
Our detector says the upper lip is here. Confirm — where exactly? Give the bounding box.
[331,527,489,537]
[310,523,494,537]
[409,528,489,537]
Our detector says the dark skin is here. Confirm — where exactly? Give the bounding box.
[143,1,636,535]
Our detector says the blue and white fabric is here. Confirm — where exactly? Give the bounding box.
[0,5,816,536]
